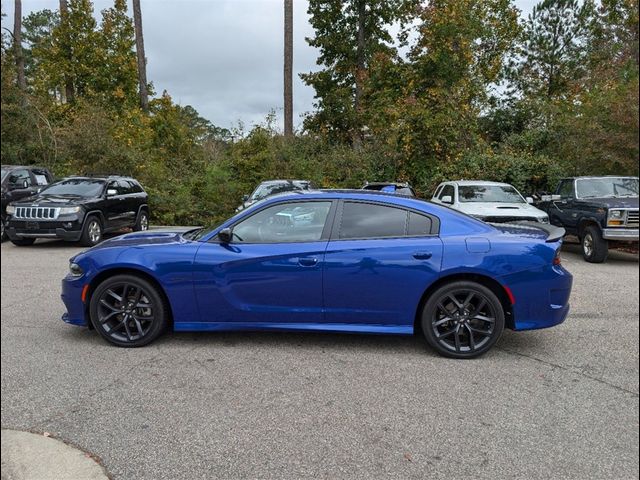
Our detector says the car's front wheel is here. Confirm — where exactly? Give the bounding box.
[421,281,505,359]
[581,225,608,263]
[80,216,103,247]
[89,274,168,347]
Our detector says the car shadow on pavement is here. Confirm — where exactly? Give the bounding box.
[62,325,439,357]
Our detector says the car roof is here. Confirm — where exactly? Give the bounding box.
[258,179,310,185]
[257,189,434,209]
[63,175,137,181]
[363,182,412,187]
[562,176,639,180]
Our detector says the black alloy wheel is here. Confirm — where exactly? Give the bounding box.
[89,274,168,347]
[421,281,505,359]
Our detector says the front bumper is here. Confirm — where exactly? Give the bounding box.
[602,228,639,241]
[7,218,83,242]
[61,275,89,326]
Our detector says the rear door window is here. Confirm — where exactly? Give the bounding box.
[339,202,407,239]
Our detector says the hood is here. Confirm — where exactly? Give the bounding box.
[89,230,192,251]
[456,202,547,218]
[11,193,87,207]
[579,197,639,209]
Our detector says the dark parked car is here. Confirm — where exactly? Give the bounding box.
[237,180,313,212]
[362,182,416,196]
[1,165,54,240]
[6,175,149,247]
[537,176,638,263]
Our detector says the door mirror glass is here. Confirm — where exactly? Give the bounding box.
[218,227,233,243]
[441,195,453,204]
[106,188,118,196]
[526,196,534,204]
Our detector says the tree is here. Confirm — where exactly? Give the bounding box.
[301,0,416,145]
[509,0,595,100]
[284,0,293,137]
[132,0,149,111]
[59,0,74,102]
[13,0,26,91]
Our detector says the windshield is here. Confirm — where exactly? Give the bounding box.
[250,182,308,202]
[40,179,106,197]
[458,185,525,203]
[576,177,639,199]
[1,168,10,182]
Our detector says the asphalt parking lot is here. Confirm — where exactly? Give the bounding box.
[1,238,638,480]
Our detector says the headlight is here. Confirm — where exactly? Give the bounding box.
[59,206,81,215]
[607,209,626,226]
[69,262,84,277]
[6,205,16,215]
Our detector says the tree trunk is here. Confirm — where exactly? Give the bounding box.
[284,0,294,137]
[132,0,149,111]
[352,0,366,149]
[14,0,26,91]
[59,0,74,103]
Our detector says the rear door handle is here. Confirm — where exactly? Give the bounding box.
[298,257,319,267]
[413,252,433,260]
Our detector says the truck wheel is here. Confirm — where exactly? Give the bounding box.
[80,216,103,247]
[581,225,608,263]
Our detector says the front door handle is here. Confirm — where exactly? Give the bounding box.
[298,257,319,267]
[413,252,433,260]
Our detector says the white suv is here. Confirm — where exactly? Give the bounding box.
[431,180,550,223]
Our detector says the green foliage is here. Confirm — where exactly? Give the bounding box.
[1,0,638,227]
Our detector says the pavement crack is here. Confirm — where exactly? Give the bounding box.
[496,347,639,397]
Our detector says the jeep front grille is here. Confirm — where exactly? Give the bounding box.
[627,210,639,228]
[14,207,60,220]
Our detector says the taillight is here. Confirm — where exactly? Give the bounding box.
[553,249,562,266]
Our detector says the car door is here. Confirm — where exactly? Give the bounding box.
[118,180,139,226]
[551,180,578,229]
[323,201,443,329]
[193,200,336,325]
[104,180,128,229]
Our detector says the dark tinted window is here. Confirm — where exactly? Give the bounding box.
[439,185,455,202]
[558,181,574,198]
[8,169,32,187]
[128,181,144,193]
[407,212,432,236]
[118,180,134,195]
[339,202,407,239]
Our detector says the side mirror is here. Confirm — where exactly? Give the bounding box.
[526,197,534,204]
[441,195,453,205]
[218,227,233,243]
[551,195,562,201]
[106,188,118,196]
[242,194,250,202]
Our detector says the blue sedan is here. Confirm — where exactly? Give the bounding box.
[61,190,573,358]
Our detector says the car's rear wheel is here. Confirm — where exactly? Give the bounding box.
[80,216,102,247]
[10,237,36,246]
[421,281,505,359]
[89,274,168,347]
[581,225,608,263]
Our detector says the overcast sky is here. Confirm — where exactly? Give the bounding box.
[2,0,538,131]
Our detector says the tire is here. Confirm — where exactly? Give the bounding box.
[581,225,608,263]
[80,216,103,247]
[133,209,149,232]
[421,281,505,359]
[1,217,7,242]
[89,274,169,347]
[10,237,36,247]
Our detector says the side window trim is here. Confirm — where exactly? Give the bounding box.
[329,199,440,241]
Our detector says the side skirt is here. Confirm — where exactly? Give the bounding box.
[173,322,414,335]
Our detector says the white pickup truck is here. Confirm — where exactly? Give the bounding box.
[431,180,550,224]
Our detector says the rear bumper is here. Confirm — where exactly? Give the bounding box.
[602,228,639,241]
[501,264,573,331]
